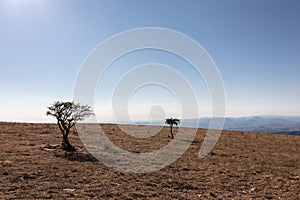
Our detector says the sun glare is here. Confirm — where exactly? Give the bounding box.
[0,0,51,23]
[3,0,35,9]
[1,0,48,14]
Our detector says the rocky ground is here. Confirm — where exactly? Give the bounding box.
[0,122,299,199]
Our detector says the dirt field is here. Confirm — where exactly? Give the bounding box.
[0,122,300,199]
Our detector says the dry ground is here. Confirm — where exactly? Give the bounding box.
[0,122,300,199]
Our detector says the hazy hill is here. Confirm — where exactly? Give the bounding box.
[183,116,300,135]
[134,116,300,135]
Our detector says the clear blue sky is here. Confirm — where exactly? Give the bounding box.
[0,0,300,122]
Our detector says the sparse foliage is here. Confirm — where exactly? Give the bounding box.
[165,118,180,139]
[46,101,94,152]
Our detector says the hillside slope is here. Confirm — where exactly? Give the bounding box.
[0,122,300,199]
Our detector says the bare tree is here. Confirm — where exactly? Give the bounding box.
[46,101,94,152]
[165,118,180,139]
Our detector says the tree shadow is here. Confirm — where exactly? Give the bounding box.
[55,151,98,162]
[180,139,203,144]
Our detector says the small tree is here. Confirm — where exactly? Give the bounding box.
[165,118,180,139]
[46,101,94,152]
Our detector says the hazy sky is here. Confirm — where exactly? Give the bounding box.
[0,0,300,122]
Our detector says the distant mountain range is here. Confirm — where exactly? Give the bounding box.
[133,116,300,136]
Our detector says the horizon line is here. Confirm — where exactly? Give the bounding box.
[1,114,300,124]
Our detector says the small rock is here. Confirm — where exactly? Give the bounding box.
[2,160,12,166]
[133,150,141,154]
[210,192,217,198]
[22,174,36,179]
[289,176,299,180]
[63,188,76,192]
[265,195,273,199]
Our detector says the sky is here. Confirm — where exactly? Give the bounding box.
[0,0,300,123]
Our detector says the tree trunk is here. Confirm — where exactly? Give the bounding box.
[62,134,76,152]
[170,126,174,139]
